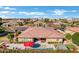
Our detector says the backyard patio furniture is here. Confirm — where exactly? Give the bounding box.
[24,41,34,47]
[32,43,40,48]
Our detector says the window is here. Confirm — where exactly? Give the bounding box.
[48,42,58,44]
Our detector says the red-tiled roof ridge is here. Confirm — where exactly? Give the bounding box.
[18,27,64,39]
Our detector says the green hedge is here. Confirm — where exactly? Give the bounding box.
[65,33,72,40]
[72,32,79,46]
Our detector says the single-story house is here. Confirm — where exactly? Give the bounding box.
[18,27,64,48]
[65,27,79,34]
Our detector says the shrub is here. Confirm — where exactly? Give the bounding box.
[7,33,14,42]
[65,33,72,40]
[72,32,79,46]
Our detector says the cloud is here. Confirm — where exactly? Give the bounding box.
[32,16,40,18]
[0,6,16,10]
[32,15,51,18]
[42,16,50,18]
[52,9,78,16]
[52,9,67,15]
[0,11,16,15]
[19,11,46,15]
[0,6,3,8]
[4,7,16,10]
[0,15,9,18]
[70,10,77,12]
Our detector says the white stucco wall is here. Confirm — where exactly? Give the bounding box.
[18,38,63,49]
[46,39,63,42]
[18,38,33,42]
[18,38,63,42]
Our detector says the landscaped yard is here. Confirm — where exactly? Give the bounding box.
[66,44,77,52]
[0,34,78,53]
[66,44,75,49]
[0,36,9,43]
[0,32,78,53]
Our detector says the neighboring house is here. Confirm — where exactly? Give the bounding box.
[2,22,18,27]
[47,22,54,27]
[2,19,9,23]
[18,27,64,48]
[33,21,47,27]
[53,22,63,26]
[2,18,17,23]
[66,18,79,23]
[2,18,25,23]
[14,26,28,32]
[65,27,79,34]
[5,26,28,33]
[47,21,63,29]
[16,19,24,23]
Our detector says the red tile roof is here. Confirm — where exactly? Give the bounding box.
[67,27,79,32]
[18,27,64,39]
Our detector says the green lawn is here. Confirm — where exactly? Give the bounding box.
[0,36,9,42]
[67,45,75,48]
[66,44,76,49]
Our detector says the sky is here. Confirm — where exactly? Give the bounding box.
[0,6,79,18]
